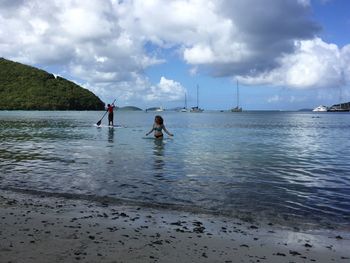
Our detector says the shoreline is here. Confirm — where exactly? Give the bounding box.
[3,187,348,232]
[1,190,349,263]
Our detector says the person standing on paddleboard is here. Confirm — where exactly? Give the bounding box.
[146,115,173,139]
[107,102,116,126]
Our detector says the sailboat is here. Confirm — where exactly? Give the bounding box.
[180,93,188,112]
[231,80,242,112]
[190,85,204,112]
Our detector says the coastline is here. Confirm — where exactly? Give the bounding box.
[1,190,349,263]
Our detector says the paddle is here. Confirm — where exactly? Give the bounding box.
[96,99,116,126]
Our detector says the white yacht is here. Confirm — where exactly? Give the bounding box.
[312,105,328,112]
[180,93,188,112]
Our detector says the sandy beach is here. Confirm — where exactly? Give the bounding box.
[0,190,349,263]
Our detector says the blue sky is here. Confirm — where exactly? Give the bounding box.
[311,0,350,47]
[1,0,350,110]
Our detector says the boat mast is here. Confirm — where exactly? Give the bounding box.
[196,85,199,108]
[339,86,343,110]
[236,80,239,108]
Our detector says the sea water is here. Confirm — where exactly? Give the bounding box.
[1,111,350,229]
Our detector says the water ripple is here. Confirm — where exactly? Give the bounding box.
[1,111,350,229]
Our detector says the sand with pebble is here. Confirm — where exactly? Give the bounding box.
[1,190,349,263]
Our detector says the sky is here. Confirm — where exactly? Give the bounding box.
[1,0,350,110]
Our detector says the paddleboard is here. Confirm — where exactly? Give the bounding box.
[94,124,126,128]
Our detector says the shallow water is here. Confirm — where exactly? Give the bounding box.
[1,111,350,229]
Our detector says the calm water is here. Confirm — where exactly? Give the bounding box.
[1,111,350,229]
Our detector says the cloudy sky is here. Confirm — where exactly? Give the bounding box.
[1,0,350,110]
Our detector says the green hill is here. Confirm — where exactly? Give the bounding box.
[117,106,143,111]
[0,58,105,110]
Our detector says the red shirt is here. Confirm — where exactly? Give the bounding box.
[107,105,114,113]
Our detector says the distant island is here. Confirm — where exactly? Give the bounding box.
[0,58,105,110]
[117,106,143,111]
[298,108,313,112]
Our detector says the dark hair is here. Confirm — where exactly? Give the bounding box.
[155,115,163,125]
[107,104,110,107]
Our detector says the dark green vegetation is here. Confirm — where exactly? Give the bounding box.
[0,58,105,110]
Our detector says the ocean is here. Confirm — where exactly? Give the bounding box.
[1,110,349,230]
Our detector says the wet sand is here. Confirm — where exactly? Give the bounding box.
[1,190,349,263]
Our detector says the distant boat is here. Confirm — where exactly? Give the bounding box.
[190,85,204,112]
[155,106,164,112]
[328,102,350,112]
[180,93,188,112]
[312,105,328,112]
[231,80,242,112]
[190,106,203,112]
[231,106,242,112]
[146,106,163,112]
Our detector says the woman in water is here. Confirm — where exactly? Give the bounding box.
[146,115,173,139]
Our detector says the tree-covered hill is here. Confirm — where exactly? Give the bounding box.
[118,106,143,111]
[0,58,105,110]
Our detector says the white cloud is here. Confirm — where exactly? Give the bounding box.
[267,95,281,103]
[240,38,347,89]
[297,0,311,7]
[341,44,350,84]
[58,5,115,41]
[189,66,198,76]
[0,0,349,106]
[145,77,186,102]
[0,0,167,103]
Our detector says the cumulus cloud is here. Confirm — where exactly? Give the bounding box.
[117,0,350,90]
[145,77,186,102]
[182,0,321,76]
[341,45,350,84]
[0,0,349,106]
[0,0,167,103]
[240,38,347,89]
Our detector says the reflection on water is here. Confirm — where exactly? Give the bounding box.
[108,127,114,143]
[153,139,165,177]
[1,111,350,229]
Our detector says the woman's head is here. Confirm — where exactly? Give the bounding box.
[155,115,163,125]
[107,104,111,107]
